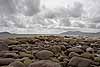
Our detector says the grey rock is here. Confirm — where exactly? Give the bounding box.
[68,57,99,67]
[0,58,15,66]
[35,50,54,60]
[67,47,84,53]
[9,61,25,67]
[29,60,61,67]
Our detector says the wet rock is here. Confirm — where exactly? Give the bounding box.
[0,58,15,66]
[35,50,54,60]
[9,61,25,67]
[29,60,61,67]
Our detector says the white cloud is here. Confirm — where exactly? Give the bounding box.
[0,0,100,34]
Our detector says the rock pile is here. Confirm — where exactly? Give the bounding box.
[0,35,100,67]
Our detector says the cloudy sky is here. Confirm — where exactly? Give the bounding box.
[0,0,100,34]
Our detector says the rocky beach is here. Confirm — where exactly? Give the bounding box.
[0,35,100,67]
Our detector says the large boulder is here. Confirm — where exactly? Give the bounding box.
[29,60,61,67]
[3,53,18,58]
[68,57,99,67]
[9,61,25,67]
[35,50,54,60]
[0,58,15,66]
[81,52,94,60]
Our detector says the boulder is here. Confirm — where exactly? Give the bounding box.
[9,61,25,67]
[68,57,99,67]
[0,58,15,66]
[81,52,94,60]
[23,58,33,67]
[29,60,61,67]
[3,53,18,58]
[35,50,54,60]
[48,45,61,54]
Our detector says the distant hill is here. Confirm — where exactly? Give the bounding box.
[60,31,100,36]
[0,32,11,35]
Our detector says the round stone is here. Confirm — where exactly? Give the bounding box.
[35,50,54,60]
[29,60,61,67]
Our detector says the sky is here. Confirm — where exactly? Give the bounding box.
[0,0,100,34]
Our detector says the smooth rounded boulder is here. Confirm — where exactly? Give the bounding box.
[68,57,99,67]
[29,60,61,67]
[0,58,15,66]
[9,61,25,67]
[35,50,54,60]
